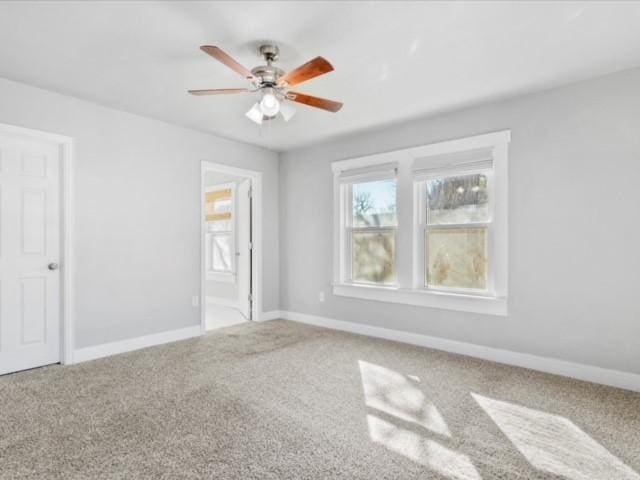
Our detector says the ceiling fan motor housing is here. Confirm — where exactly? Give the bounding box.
[252,44,284,87]
[251,65,284,87]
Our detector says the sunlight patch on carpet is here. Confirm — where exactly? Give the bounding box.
[472,393,640,480]
[359,360,450,436]
[367,414,481,480]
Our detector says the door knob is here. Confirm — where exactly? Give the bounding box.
[48,263,59,271]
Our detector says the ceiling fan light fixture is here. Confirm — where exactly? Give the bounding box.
[259,88,280,117]
[279,102,296,122]
[245,102,263,124]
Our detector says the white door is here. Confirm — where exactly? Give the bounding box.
[0,133,61,375]
[236,179,252,319]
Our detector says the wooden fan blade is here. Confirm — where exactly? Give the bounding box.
[279,57,334,87]
[189,88,249,96]
[286,91,343,112]
[200,46,256,81]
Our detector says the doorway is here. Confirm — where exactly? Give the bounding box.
[201,162,261,331]
[0,123,74,375]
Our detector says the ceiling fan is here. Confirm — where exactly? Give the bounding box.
[189,44,342,124]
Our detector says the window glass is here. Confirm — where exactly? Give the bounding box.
[213,198,232,214]
[426,227,487,290]
[352,179,397,227]
[206,188,232,221]
[352,231,396,284]
[212,234,232,271]
[427,173,489,225]
[206,187,234,273]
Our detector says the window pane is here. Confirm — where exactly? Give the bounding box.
[427,173,489,224]
[427,227,487,290]
[212,234,232,271]
[214,198,231,214]
[352,231,396,284]
[205,188,232,222]
[353,179,397,227]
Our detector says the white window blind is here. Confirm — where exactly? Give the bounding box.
[413,147,493,178]
[337,162,397,183]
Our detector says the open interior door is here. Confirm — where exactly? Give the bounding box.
[236,178,252,319]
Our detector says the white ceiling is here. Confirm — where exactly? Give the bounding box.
[1,1,640,152]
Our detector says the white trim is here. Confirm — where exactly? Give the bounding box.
[0,123,76,366]
[201,161,262,332]
[331,130,511,173]
[332,130,509,316]
[273,311,640,393]
[74,325,201,363]
[61,137,75,365]
[333,284,507,316]
[259,310,282,321]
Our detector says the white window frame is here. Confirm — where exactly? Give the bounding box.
[332,130,509,316]
[205,182,236,283]
[343,172,398,286]
[416,166,494,296]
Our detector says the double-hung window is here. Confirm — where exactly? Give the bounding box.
[333,131,509,316]
[418,165,492,293]
[336,165,399,287]
[205,184,235,282]
[348,176,398,285]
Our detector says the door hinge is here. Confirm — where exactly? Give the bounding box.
[248,293,253,303]
[248,242,253,250]
[248,187,252,198]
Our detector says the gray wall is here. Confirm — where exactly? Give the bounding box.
[280,67,640,374]
[0,76,279,349]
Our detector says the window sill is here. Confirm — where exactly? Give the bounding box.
[207,272,236,283]
[332,283,507,316]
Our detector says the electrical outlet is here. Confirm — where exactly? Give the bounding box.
[192,295,199,307]
[318,291,325,302]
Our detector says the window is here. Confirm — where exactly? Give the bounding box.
[422,171,491,292]
[333,131,509,316]
[205,184,235,281]
[350,178,397,284]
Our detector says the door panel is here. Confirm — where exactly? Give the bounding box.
[20,277,47,345]
[22,189,47,254]
[21,153,47,177]
[0,133,61,376]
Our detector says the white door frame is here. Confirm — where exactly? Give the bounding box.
[0,122,75,366]
[200,161,262,333]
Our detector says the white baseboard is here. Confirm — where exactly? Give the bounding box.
[275,310,640,393]
[74,325,202,363]
[259,310,281,321]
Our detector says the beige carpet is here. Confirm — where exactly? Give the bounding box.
[1,319,639,480]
